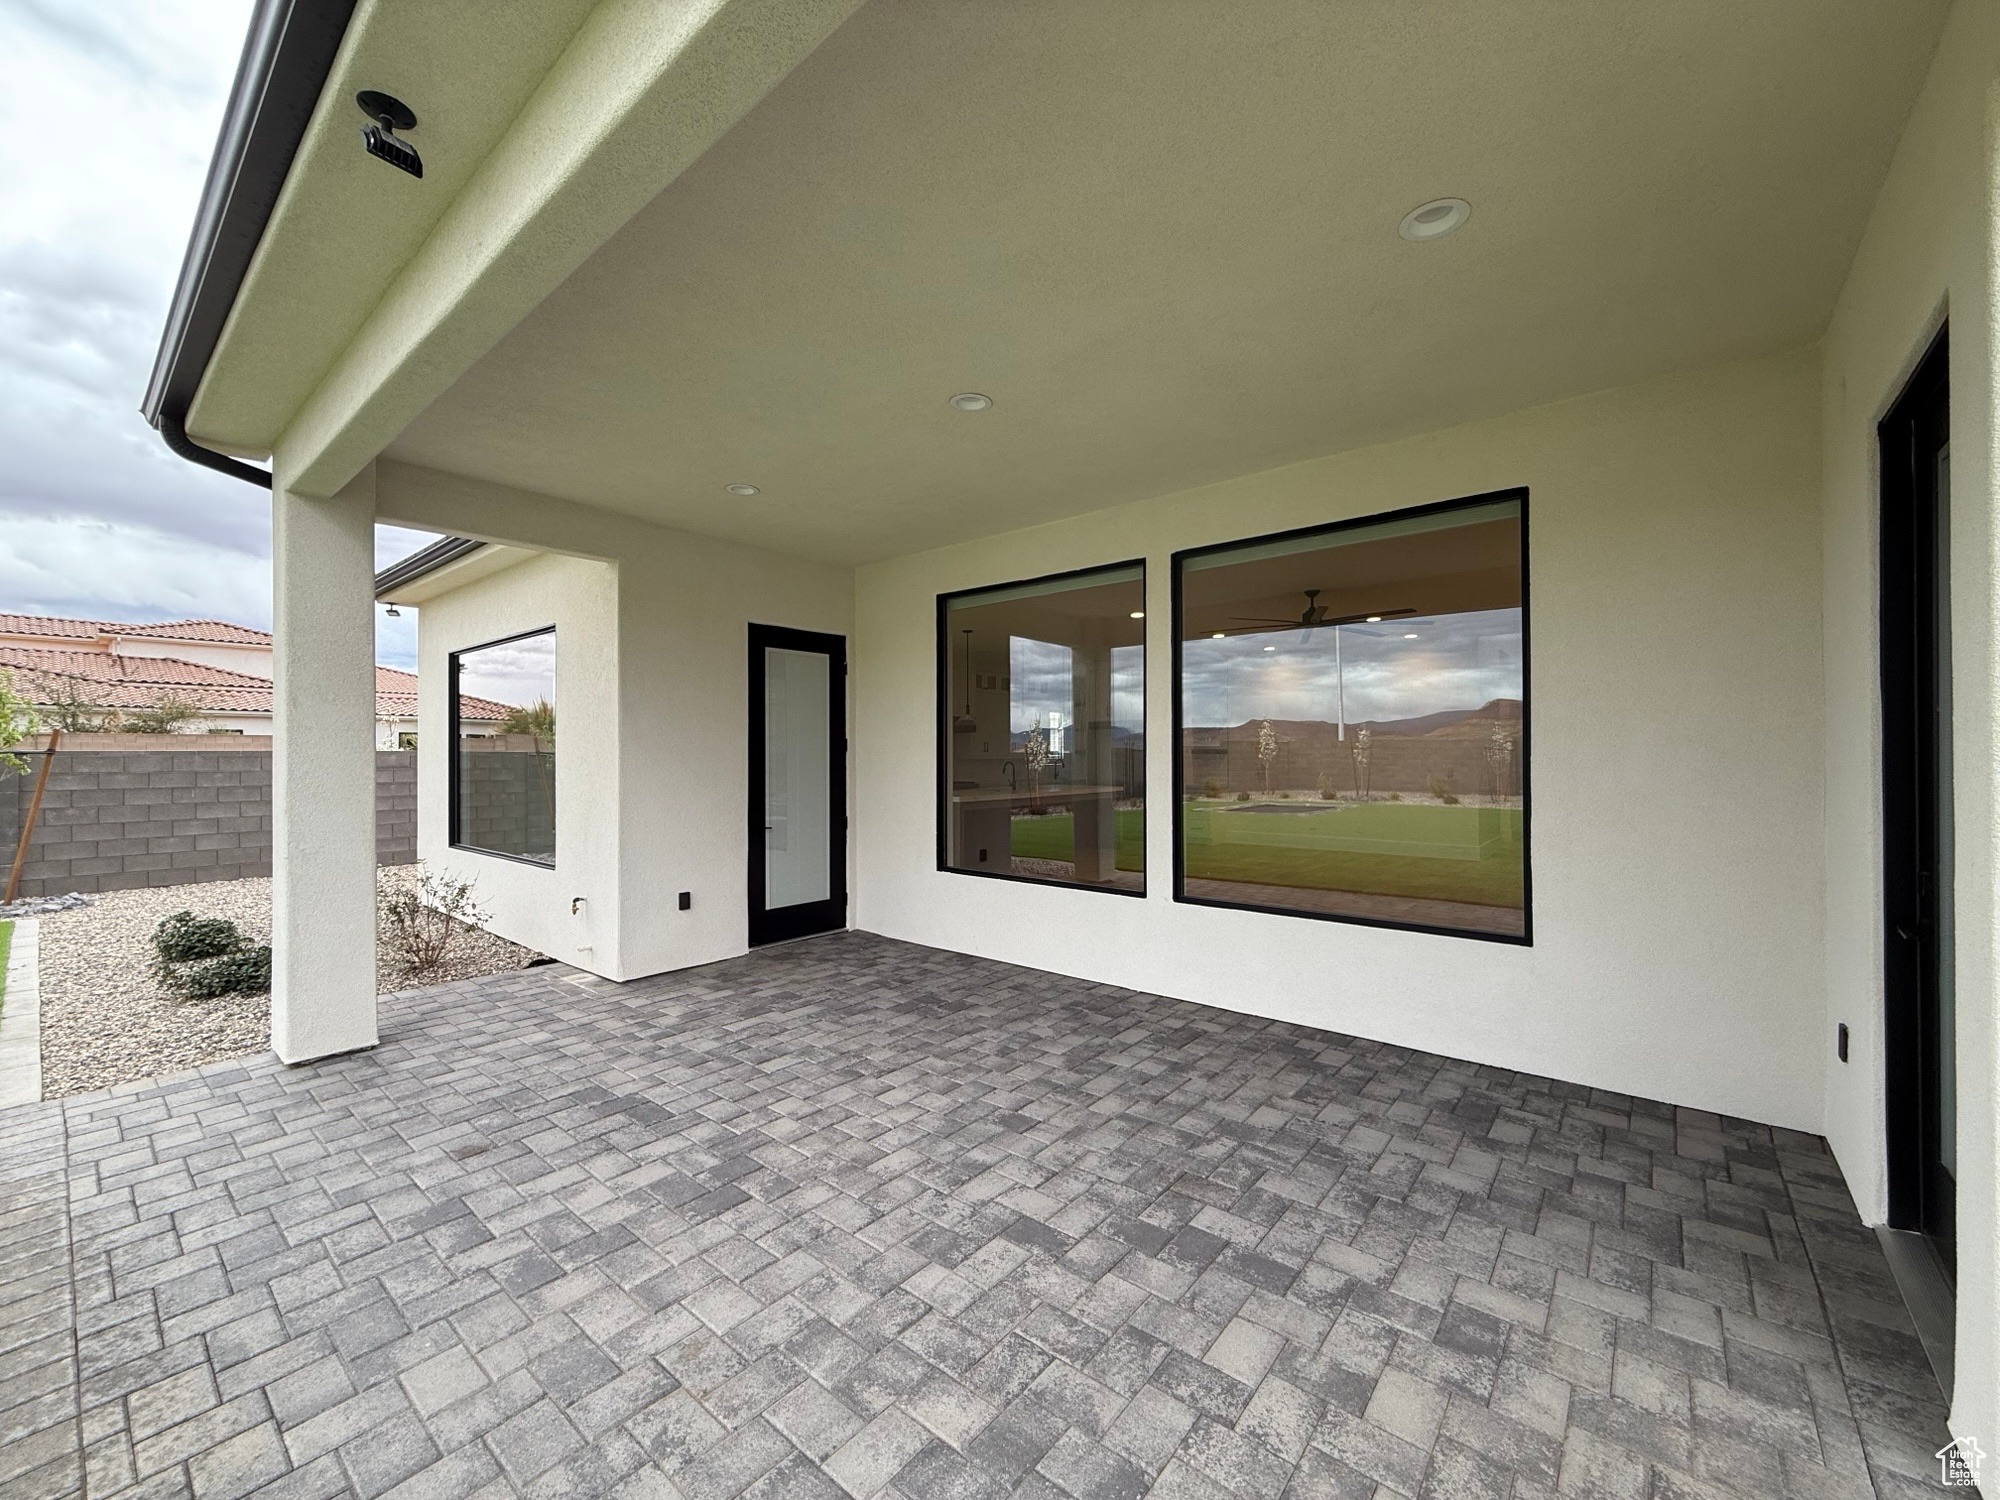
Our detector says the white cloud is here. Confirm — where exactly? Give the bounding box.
[0,0,433,674]
[0,515,268,623]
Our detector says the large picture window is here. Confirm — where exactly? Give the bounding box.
[940,563,1146,893]
[1174,493,1527,940]
[449,627,557,867]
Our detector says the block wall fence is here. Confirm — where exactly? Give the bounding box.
[0,738,416,899]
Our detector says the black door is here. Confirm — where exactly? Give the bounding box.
[1880,328,1954,1278]
[747,625,847,946]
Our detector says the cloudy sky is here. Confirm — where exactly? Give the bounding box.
[1182,608,1522,727]
[1000,609,1519,738]
[0,0,433,668]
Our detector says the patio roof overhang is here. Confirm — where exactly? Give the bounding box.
[175,0,1948,561]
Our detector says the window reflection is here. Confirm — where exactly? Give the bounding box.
[450,628,557,866]
[1176,497,1526,938]
[942,565,1145,891]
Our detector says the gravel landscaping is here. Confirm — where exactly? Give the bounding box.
[36,866,545,1099]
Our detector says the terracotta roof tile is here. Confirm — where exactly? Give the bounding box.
[0,647,508,722]
[0,613,272,645]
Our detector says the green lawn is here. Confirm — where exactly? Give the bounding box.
[1007,802,1524,908]
[1008,809,1146,871]
[1185,801,1523,908]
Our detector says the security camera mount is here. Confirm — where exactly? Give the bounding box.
[357,91,422,178]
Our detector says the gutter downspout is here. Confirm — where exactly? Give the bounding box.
[159,409,272,490]
[143,0,359,488]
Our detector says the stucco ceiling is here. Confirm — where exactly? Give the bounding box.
[383,0,1948,565]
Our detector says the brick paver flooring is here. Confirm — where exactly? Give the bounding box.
[0,932,1953,1498]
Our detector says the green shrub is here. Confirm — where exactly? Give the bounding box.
[152,910,270,999]
[1320,789,1338,800]
[1388,792,1402,801]
[1235,791,1251,802]
[154,911,243,964]
[171,946,272,1000]
[1201,778,1222,800]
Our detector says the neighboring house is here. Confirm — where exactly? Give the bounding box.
[141,0,1997,1466]
[0,611,274,679]
[0,612,505,745]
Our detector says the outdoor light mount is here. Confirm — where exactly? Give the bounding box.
[357,90,422,178]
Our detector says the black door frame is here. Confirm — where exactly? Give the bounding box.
[1878,325,1953,1277]
[747,624,848,947]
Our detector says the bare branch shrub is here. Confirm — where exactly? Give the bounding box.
[381,866,488,982]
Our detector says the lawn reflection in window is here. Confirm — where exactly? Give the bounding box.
[941,563,1145,892]
[1176,495,1526,939]
[450,628,556,867]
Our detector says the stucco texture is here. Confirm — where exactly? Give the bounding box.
[1817,0,2000,1456]
[857,350,1826,1137]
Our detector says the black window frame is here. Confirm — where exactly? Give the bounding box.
[1170,488,1532,944]
[448,623,559,870]
[935,558,1149,898]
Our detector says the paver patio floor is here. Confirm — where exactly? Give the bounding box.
[0,931,1954,1499]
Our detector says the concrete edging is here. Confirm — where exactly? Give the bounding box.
[0,918,42,1107]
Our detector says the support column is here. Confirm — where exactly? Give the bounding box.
[1070,624,1117,883]
[271,466,378,1063]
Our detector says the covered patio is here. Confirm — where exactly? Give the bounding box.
[0,937,1951,1499]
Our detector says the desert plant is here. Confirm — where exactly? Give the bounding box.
[173,946,273,1000]
[36,676,118,734]
[1388,791,1402,801]
[0,670,39,774]
[1235,790,1251,802]
[1320,788,1338,800]
[499,700,555,743]
[153,910,243,964]
[1428,772,1456,800]
[123,695,204,734]
[151,910,269,999]
[1024,715,1050,812]
[1256,720,1277,793]
[1201,777,1222,800]
[381,866,487,981]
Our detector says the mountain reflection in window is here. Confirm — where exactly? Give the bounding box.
[1176,496,1527,940]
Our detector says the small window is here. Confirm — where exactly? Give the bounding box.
[1175,493,1527,940]
[940,562,1146,893]
[450,628,556,867]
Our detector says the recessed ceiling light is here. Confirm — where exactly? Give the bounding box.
[1366,615,1382,623]
[949,392,993,412]
[726,483,759,496]
[1211,632,1226,640]
[1403,632,1419,639]
[1129,611,1145,620]
[1263,645,1276,652]
[1399,198,1470,242]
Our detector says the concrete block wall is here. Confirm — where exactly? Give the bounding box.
[0,746,417,899]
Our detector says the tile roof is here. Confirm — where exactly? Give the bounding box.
[0,648,509,722]
[0,613,272,645]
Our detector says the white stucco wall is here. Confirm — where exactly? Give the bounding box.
[417,551,622,971]
[1818,0,1999,1452]
[856,349,1826,1133]
[111,639,275,679]
[384,460,853,982]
